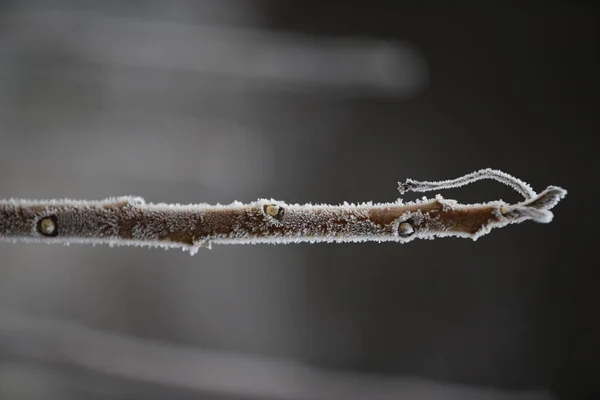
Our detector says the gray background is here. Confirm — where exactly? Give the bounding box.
[0,1,597,399]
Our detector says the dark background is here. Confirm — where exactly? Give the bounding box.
[0,1,597,399]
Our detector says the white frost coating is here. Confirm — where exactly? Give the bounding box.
[2,196,145,207]
[0,169,567,254]
[505,186,567,224]
[399,168,537,200]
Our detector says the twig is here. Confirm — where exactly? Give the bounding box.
[0,169,567,255]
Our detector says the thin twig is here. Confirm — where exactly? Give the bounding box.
[0,169,567,255]
[398,168,537,200]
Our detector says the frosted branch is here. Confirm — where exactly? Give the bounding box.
[0,170,566,255]
[398,168,537,200]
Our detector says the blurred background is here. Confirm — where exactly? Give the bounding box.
[0,1,598,399]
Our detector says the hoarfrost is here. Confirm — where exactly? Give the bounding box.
[0,169,567,254]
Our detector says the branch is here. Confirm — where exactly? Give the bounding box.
[0,169,567,255]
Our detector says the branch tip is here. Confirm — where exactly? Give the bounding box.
[399,168,537,200]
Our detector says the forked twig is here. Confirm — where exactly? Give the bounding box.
[0,169,566,255]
